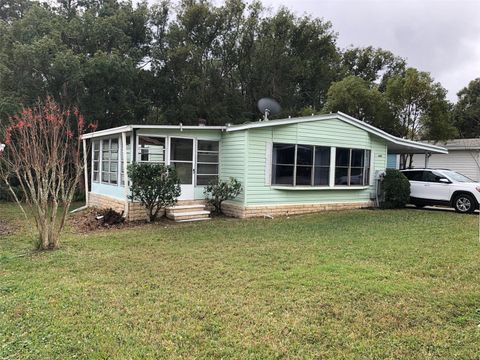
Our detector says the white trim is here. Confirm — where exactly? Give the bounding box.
[121,132,129,218]
[329,147,336,187]
[81,125,226,139]
[83,139,89,206]
[271,186,370,191]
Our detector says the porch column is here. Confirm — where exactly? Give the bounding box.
[82,138,89,206]
[121,132,129,218]
[424,152,431,168]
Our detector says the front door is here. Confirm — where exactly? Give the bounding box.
[170,137,195,200]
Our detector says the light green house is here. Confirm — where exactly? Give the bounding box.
[81,112,447,220]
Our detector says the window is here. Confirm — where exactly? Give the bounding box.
[272,144,295,185]
[334,148,371,186]
[101,138,119,185]
[138,136,165,163]
[196,140,219,185]
[92,140,100,183]
[402,170,424,181]
[272,143,330,186]
[314,147,330,185]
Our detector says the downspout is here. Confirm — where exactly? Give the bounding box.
[83,138,89,207]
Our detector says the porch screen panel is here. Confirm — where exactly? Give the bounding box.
[92,140,100,182]
[120,136,131,186]
[196,140,219,185]
[138,136,165,163]
[100,138,119,185]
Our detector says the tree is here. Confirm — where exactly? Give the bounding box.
[453,78,480,138]
[127,163,181,222]
[384,68,456,168]
[0,0,151,129]
[0,97,92,250]
[323,75,395,132]
[204,177,242,214]
[341,46,406,88]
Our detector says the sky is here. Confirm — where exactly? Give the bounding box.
[260,0,480,102]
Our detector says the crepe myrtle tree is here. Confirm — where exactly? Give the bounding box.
[0,97,97,250]
[127,163,181,222]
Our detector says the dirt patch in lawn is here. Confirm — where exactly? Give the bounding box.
[0,219,14,236]
[68,208,175,234]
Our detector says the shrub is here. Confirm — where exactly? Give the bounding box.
[204,177,242,214]
[381,169,410,209]
[128,163,181,222]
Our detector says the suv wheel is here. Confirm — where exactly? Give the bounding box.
[453,193,476,213]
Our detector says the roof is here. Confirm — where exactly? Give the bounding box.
[80,112,447,154]
[419,138,480,151]
[226,112,447,154]
[80,124,226,139]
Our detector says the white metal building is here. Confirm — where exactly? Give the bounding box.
[411,139,480,181]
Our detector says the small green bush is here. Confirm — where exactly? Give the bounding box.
[381,169,410,209]
[204,177,242,214]
[128,163,181,222]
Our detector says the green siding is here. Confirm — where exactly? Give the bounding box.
[219,130,247,203]
[244,119,388,205]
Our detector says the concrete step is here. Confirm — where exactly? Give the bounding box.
[166,210,211,221]
[176,200,207,206]
[166,204,206,214]
[175,217,211,223]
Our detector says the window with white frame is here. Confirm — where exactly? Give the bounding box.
[101,138,119,185]
[272,143,331,186]
[92,140,100,183]
[334,148,371,186]
[196,140,219,185]
[138,136,166,163]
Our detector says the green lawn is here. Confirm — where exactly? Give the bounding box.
[1,202,479,359]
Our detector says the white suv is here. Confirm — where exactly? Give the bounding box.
[400,169,480,213]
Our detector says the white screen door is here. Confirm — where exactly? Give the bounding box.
[170,137,195,200]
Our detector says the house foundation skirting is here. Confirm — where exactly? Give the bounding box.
[88,193,208,221]
[88,192,163,221]
[221,200,374,218]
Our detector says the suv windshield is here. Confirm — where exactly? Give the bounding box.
[441,170,474,183]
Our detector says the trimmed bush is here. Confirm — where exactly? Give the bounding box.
[381,169,410,209]
[128,163,181,222]
[204,177,242,214]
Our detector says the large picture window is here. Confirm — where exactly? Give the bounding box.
[101,138,119,185]
[272,143,331,186]
[196,140,219,185]
[335,148,371,186]
[138,136,166,163]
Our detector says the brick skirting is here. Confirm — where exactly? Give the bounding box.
[221,200,374,218]
[88,193,202,221]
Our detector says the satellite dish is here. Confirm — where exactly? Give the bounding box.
[257,98,281,121]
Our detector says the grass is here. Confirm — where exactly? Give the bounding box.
[1,202,480,359]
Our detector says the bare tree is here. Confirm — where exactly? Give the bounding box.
[0,97,95,250]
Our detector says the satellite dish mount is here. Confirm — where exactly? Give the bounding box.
[257,98,281,121]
